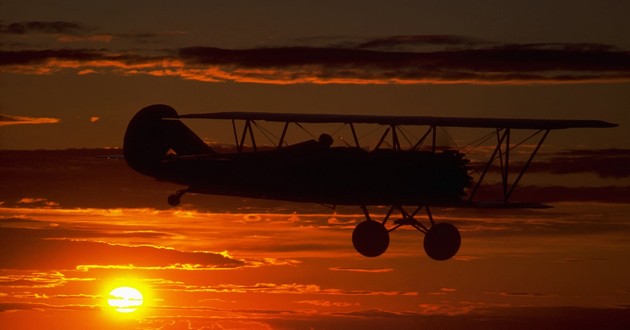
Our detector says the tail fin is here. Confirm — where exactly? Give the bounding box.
[123,104,214,175]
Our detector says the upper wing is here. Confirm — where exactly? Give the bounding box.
[178,112,617,130]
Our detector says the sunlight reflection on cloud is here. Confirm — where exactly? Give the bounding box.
[1,202,629,327]
[0,114,60,126]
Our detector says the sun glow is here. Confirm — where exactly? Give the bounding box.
[107,286,144,313]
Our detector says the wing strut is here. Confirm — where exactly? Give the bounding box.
[349,123,360,148]
[506,129,550,201]
[469,128,550,203]
[231,119,260,152]
[277,122,290,149]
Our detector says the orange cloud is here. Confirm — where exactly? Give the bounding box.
[0,271,93,289]
[0,226,247,270]
[2,39,629,85]
[16,197,60,207]
[153,281,417,296]
[329,267,394,273]
[428,287,457,295]
[0,302,99,312]
[297,300,359,307]
[417,301,510,316]
[0,114,60,126]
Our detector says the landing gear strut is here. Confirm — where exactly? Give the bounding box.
[167,189,188,207]
[352,205,461,261]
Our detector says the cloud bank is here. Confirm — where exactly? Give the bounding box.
[0,21,92,35]
[2,23,629,85]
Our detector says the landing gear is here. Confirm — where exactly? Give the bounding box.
[352,205,461,261]
[424,222,461,261]
[167,189,187,207]
[352,220,389,257]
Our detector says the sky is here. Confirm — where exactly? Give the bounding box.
[1,1,630,329]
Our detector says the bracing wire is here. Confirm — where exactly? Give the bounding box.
[294,122,318,139]
[459,130,496,154]
[440,127,460,150]
[252,121,280,146]
[467,129,544,175]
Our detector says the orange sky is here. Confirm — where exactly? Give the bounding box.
[1,1,630,329]
[1,147,629,329]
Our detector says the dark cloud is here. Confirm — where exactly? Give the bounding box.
[176,41,630,83]
[553,258,607,264]
[0,21,92,35]
[0,49,100,66]
[113,32,161,43]
[530,149,630,178]
[0,217,42,225]
[508,185,630,204]
[0,49,156,66]
[261,306,630,330]
[177,43,630,72]
[177,46,392,67]
[493,291,557,298]
[329,267,394,273]
[0,20,167,46]
[357,35,483,49]
[2,35,629,84]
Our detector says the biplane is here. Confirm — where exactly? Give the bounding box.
[123,104,617,261]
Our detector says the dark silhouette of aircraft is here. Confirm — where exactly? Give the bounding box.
[123,104,617,261]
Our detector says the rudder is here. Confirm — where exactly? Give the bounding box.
[123,104,213,175]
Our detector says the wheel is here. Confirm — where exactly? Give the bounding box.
[167,194,181,207]
[423,222,461,261]
[352,220,389,257]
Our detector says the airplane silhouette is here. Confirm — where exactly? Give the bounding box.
[124,104,616,260]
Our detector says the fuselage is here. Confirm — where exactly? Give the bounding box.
[124,104,471,206]
[159,147,469,205]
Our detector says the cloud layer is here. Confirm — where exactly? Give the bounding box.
[0,21,92,35]
[0,227,245,270]
[2,21,629,84]
[532,149,630,178]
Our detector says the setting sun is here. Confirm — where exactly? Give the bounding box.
[107,287,144,313]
